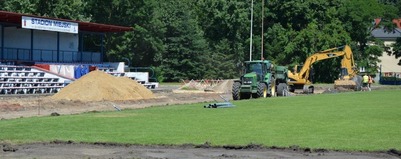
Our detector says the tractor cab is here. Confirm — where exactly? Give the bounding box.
[245,63,263,75]
[243,60,273,78]
[232,60,276,100]
[233,60,288,100]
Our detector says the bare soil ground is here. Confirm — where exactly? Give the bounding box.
[1,141,400,159]
[1,85,401,159]
[0,90,220,120]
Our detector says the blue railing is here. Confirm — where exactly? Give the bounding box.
[0,47,101,63]
[3,48,31,61]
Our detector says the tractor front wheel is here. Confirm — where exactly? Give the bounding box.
[257,82,268,98]
[232,82,241,100]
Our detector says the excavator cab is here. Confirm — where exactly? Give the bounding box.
[294,65,303,74]
[339,67,350,80]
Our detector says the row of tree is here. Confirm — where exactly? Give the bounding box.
[1,0,401,82]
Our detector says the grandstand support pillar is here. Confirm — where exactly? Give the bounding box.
[79,33,83,52]
[30,29,33,61]
[100,33,104,62]
[57,32,60,62]
[1,24,3,60]
[79,33,83,62]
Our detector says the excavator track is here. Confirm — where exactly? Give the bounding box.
[334,80,356,90]
[334,75,362,91]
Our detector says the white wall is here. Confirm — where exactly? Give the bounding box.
[378,41,401,73]
[33,30,57,50]
[2,27,79,61]
[59,33,79,62]
[1,26,98,63]
[4,27,31,49]
[59,33,78,51]
[3,27,78,51]
[3,27,31,60]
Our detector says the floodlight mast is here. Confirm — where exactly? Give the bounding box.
[261,0,264,60]
[249,0,254,61]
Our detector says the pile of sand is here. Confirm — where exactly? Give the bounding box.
[51,71,155,101]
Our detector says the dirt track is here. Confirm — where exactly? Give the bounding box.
[0,89,221,120]
[1,85,401,159]
[1,141,401,159]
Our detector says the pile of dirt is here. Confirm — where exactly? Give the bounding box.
[51,71,155,102]
[0,103,23,111]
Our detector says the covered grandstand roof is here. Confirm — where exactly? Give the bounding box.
[0,10,133,33]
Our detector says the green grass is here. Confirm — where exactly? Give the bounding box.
[1,90,401,151]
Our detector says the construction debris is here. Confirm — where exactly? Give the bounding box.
[176,79,233,93]
[204,95,235,108]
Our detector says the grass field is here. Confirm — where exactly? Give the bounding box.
[0,90,400,151]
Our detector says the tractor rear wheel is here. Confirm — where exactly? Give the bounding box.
[267,78,276,97]
[232,82,241,100]
[277,83,288,96]
[257,82,268,98]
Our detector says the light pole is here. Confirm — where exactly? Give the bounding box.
[261,0,264,60]
[249,0,254,61]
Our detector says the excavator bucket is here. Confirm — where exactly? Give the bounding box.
[334,79,356,90]
[334,76,362,91]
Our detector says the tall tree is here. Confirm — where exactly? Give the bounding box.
[195,0,250,79]
[1,0,38,14]
[84,0,137,64]
[156,0,208,81]
[1,0,88,20]
[266,0,351,82]
[84,0,165,69]
[338,0,389,74]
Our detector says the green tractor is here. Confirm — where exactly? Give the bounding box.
[232,60,288,100]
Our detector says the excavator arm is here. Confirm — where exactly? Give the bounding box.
[288,45,358,91]
[339,45,358,79]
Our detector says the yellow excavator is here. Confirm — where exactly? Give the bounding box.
[287,45,361,93]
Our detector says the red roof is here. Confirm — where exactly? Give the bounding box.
[374,18,401,29]
[393,19,401,29]
[0,10,133,32]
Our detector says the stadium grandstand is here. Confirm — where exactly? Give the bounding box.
[0,10,156,95]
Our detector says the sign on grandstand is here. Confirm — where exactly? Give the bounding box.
[21,16,78,34]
